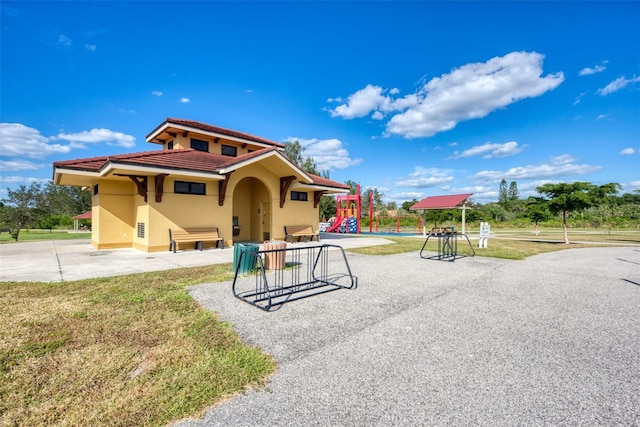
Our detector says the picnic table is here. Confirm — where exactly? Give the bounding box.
[419,227,475,261]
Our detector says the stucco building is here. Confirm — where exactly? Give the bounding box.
[53,118,350,252]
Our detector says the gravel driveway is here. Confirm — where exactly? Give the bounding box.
[179,246,640,426]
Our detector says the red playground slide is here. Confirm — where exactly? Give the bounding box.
[326,216,344,232]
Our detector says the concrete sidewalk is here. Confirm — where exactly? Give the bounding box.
[0,234,393,282]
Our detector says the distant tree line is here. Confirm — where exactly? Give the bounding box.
[0,182,91,241]
[283,141,639,239]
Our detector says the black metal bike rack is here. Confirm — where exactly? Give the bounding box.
[420,228,476,261]
[232,243,357,311]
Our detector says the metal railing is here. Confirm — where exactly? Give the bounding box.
[232,243,357,311]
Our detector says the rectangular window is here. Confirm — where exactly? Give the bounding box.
[167,140,173,150]
[174,180,206,195]
[137,222,145,238]
[221,144,237,157]
[190,138,208,152]
[291,191,308,201]
[93,184,99,196]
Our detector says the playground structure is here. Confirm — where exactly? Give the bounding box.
[323,185,425,235]
[325,185,362,234]
[370,215,423,234]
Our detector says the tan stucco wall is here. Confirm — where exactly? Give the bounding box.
[167,134,258,156]
[88,162,321,252]
[92,180,136,249]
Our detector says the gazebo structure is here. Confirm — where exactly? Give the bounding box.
[72,211,92,233]
[410,193,473,235]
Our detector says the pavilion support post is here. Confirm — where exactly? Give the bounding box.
[462,202,467,234]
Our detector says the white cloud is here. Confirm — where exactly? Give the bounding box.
[0,175,47,184]
[152,91,163,97]
[578,64,606,76]
[0,159,41,171]
[549,154,576,165]
[395,167,455,188]
[597,76,640,95]
[53,128,136,148]
[623,181,640,192]
[58,34,72,46]
[620,147,636,155]
[452,141,525,159]
[327,51,564,139]
[0,123,71,159]
[284,137,363,172]
[329,84,389,119]
[84,44,96,51]
[473,155,601,183]
[179,97,190,103]
[385,191,424,203]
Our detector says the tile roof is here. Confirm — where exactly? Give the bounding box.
[54,148,349,189]
[308,173,350,190]
[148,118,286,148]
[410,193,473,210]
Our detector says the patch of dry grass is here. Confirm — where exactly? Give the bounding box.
[349,233,631,260]
[0,265,275,427]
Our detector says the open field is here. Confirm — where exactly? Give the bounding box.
[352,230,640,259]
[0,229,90,243]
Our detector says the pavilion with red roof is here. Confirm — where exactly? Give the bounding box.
[410,193,473,235]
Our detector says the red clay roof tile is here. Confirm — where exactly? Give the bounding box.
[410,193,473,210]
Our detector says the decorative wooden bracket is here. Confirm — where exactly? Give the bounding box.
[314,191,327,208]
[280,176,297,208]
[218,172,233,206]
[155,174,168,203]
[128,176,148,202]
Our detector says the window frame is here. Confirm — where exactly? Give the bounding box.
[174,180,206,195]
[221,144,237,157]
[190,138,209,152]
[291,191,308,201]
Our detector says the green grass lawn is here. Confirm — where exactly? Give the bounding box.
[0,265,275,427]
[0,229,91,243]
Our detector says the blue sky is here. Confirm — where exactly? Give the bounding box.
[1,1,639,204]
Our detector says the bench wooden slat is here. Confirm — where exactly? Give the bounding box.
[284,225,319,243]
[169,227,224,252]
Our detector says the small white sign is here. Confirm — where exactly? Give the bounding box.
[318,222,331,232]
[479,222,490,248]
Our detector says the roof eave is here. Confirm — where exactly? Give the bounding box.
[101,161,225,181]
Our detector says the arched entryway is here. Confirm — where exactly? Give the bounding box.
[232,177,272,242]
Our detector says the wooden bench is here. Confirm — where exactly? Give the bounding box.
[284,225,319,243]
[169,228,224,253]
